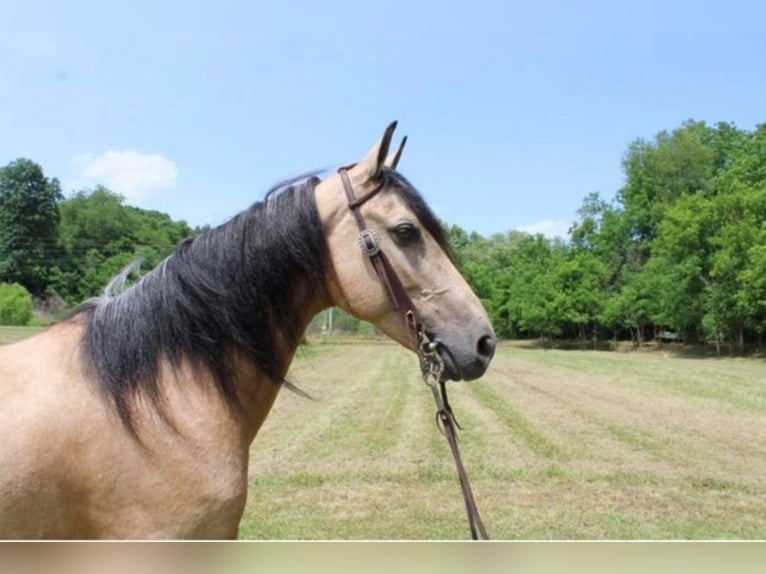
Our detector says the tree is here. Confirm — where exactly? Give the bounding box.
[650,193,711,342]
[557,248,608,344]
[0,159,63,296]
[57,186,133,259]
[50,186,193,303]
[0,282,33,325]
[705,185,766,350]
[618,121,722,245]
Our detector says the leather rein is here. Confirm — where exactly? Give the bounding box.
[338,168,490,540]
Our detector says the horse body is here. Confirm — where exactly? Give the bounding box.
[0,319,281,538]
[0,122,495,538]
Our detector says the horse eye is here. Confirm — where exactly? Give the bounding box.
[391,222,421,245]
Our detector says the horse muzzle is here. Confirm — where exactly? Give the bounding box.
[428,329,496,382]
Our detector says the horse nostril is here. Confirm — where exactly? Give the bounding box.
[477,334,496,361]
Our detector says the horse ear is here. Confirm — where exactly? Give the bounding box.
[384,136,407,170]
[350,121,398,182]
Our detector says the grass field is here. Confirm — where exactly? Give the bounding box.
[241,341,766,540]
[0,325,45,345]
[2,326,764,539]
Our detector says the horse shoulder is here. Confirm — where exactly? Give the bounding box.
[0,323,261,539]
[0,323,278,538]
[0,323,106,537]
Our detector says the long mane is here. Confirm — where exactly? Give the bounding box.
[75,175,330,432]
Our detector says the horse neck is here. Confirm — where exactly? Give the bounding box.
[79,183,333,442]
[169,187,333,372]
[184,261,329,444]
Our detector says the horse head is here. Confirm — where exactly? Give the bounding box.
[315,122,496,381]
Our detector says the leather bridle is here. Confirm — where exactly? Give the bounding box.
[339,168,422,339]
[338,168,490,541]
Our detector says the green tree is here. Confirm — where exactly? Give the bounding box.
[716,124,766,190]
[0,282,33,325]
[705,185,766,350]
[650,193,711,342]
[557,248,608,344]
[618,121,724,244]
[501,234,566,340]
[51,186,193,303]
[0,159,63,296]
[57,186,133,259]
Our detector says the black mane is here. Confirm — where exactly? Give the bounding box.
[77,175,330,432]
[76,167,449,433]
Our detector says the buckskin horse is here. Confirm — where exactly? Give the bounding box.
[0,122,496,538]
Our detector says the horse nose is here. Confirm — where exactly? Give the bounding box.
[477,333,496,363]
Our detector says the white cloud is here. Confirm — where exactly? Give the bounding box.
[515,219,571,239]
[70,150,178,200]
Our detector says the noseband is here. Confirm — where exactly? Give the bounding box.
[338,168,490,541]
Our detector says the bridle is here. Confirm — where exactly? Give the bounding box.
[338,168,490,541]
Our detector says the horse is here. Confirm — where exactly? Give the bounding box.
[0,122,496,539]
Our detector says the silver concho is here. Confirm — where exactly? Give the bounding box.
[357,228,381,257]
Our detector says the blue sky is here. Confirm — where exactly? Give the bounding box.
[1,1,764,237]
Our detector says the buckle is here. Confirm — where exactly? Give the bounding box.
[357,229,381,257]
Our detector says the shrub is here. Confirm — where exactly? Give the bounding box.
[0,282,33,325]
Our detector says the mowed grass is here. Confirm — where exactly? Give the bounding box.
[0,325,45,345]
[242,342,766,539]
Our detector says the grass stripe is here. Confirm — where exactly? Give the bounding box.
[467,380,570,461]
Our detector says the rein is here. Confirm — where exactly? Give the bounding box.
[338,168,490,540]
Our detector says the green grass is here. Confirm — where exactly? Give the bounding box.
[240,341,766,539]
[516,345,766,413]
[0,325,44,345]
[468,381,570,460]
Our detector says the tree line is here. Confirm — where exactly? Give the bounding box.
[447,120,765,352]
[1,119,764,353]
